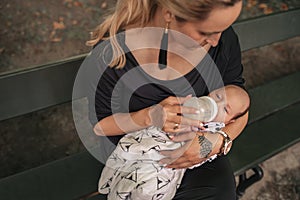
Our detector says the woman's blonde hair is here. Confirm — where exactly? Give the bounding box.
[87,0,241,69]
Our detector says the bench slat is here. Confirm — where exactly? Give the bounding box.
[247,71,300,124]
[0,151,104,200]
[230,102,300,175]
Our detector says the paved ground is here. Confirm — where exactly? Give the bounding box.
[1,0,299,74]
[240,143,300,200]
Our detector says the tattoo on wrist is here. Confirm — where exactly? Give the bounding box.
[198,135,212,158]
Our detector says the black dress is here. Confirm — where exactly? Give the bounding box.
[89,26,244,200]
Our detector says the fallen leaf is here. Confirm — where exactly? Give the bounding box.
[101,2,108,9]
[72,20,78,25]
[35,11,41,17]
[248,0,257,7]
[53,21,65,30]
[0,48,5,54]
[246,3,252,9]
[264,7,273,15]
[74,1,83,7]
[51,37,62,42]
[258,3,268,10]
[280,3,288,11]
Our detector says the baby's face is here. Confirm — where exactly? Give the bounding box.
[208,86,247,124]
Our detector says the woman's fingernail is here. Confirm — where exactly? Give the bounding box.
[195,110,200,114]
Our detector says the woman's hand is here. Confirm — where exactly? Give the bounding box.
[159,131,223,169]
[149,95,204,133]
[159,111,249,169]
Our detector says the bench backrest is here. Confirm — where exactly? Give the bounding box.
[0,9,299,122]
[230,71,300,175]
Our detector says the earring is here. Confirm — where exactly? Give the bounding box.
[158,22,169,70]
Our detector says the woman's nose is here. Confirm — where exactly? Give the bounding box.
[206,33,222,47]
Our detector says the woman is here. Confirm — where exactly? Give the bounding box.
[87,0,248,199]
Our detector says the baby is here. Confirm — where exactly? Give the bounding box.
[98,85,250,200]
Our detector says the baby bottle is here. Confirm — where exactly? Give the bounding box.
[183,96,218,122]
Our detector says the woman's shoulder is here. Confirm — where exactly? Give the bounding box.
[218,26,241,60]
[220,26,239,47]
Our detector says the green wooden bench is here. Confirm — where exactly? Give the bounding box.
[231,71,300,197]
[1,71,299,200]
[0,9,299,200]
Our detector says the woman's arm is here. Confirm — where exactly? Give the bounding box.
[222,111,248,140]
[94,96,202,136]
[159,112,248,169]
[93,107,152,136]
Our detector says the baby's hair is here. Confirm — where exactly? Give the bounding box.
[231,103,250,121]
[230,86,250,121]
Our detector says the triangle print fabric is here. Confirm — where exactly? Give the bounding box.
[98,125,221,199]
[98,126,185,200]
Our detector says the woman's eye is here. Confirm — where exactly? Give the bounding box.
[198,31,207,36]
[216,94,221,99]
[199,31,212,37]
